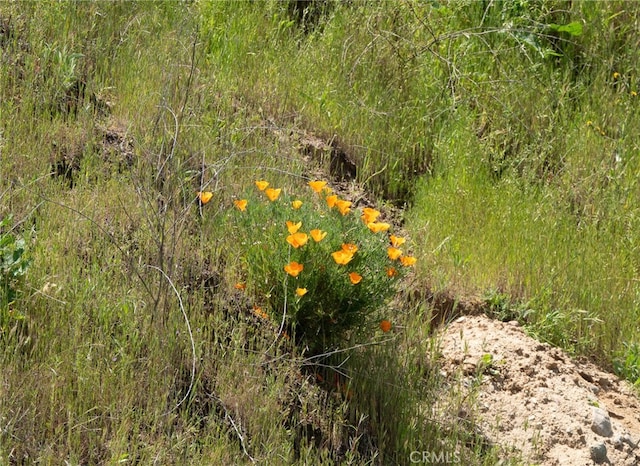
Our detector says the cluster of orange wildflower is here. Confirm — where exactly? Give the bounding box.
[227,179,418,340]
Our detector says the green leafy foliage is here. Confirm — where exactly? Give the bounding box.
[226,180,414,354]
[0,216,31,340]
[0,216,31,308]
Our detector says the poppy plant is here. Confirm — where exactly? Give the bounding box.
[255,180,269,191]
[387,247,402,260]
[252,306,269,320]
[379,320,392,332]
[386,267,397,278]
[286,232,308,248]
[198,191,213,205]
[296,287,308,297]
[256,180,269,191]
[265,188,282,201]
[332,249,354,265]
[292,200,303,209]
[349,272,362,284]
[367,222,391,233]
[336,199,352,216]
[361,207,381,224]
[284,261,304,277]
[326,194,338,209]
[389,235,405,247]
[310,229,327,242]
[234,282,246,290]
[308,180,328,193]
[286,220,302,234]
[233,199,248,211]
[400,255,417,267]
[341,243,358,254]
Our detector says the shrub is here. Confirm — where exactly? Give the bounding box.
[225,179,415,354]
[1,215,31,337]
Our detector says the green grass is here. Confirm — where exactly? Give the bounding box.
[2,0,640,463]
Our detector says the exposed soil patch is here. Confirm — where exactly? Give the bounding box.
[437,315,640,465]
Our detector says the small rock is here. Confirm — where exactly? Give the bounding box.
[621,433,638,448]
[507,320,520,327]
[598,377,611,389]
[612,434,625,450]
[591,407,614,437]
[590,442,608,464]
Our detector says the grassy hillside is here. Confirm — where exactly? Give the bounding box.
[1,1,639,464]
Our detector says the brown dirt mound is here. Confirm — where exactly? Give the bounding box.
[437,315,640,465]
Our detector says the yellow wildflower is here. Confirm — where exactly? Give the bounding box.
[310,229,327,242]
[332,250,354,265]
[336,199,352,215]
[387,247,402,260]
[308,180,328,193]
[367,222,391,233]
[400,255,417,267]
[389,235,405,247]
[326,194,338,209]
[255,180,269,191]
[292,200,303,209]
[296,287,308,297]
[341,243,358,254]
[233,199,248,211]
[286,220,302,234]
[286,232,308,249]
[198,191,213,205]
[265,187,281,201]
[361,207,381,224]
[284,261,304,277]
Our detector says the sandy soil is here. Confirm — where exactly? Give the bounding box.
[437,315,640,465]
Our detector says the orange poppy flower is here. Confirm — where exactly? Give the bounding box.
[252,306,269,320]
[234,282,246,290]
[361,207,381,224]
[336,199,352,215]
[296,287,308,297]
[400,255,417,267]
[255,180,269,191]
[233,199,248,211]
[292,200,303,209]
[367,222,391,233]
[379,320,392,333]
[308,180,328,193]
[386,267,397,277]
[284,261,304,277]
[332,250,354,265]
[390,234,406,247]
[198,191,213,205]
[286,220,302,234]
[349,272,362,284]
[310,229,327,242]
[341,243,358,254]
[286,232,308,248]
[387,247,402,260]
[265,188,281,201]
[326,194,338,209]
